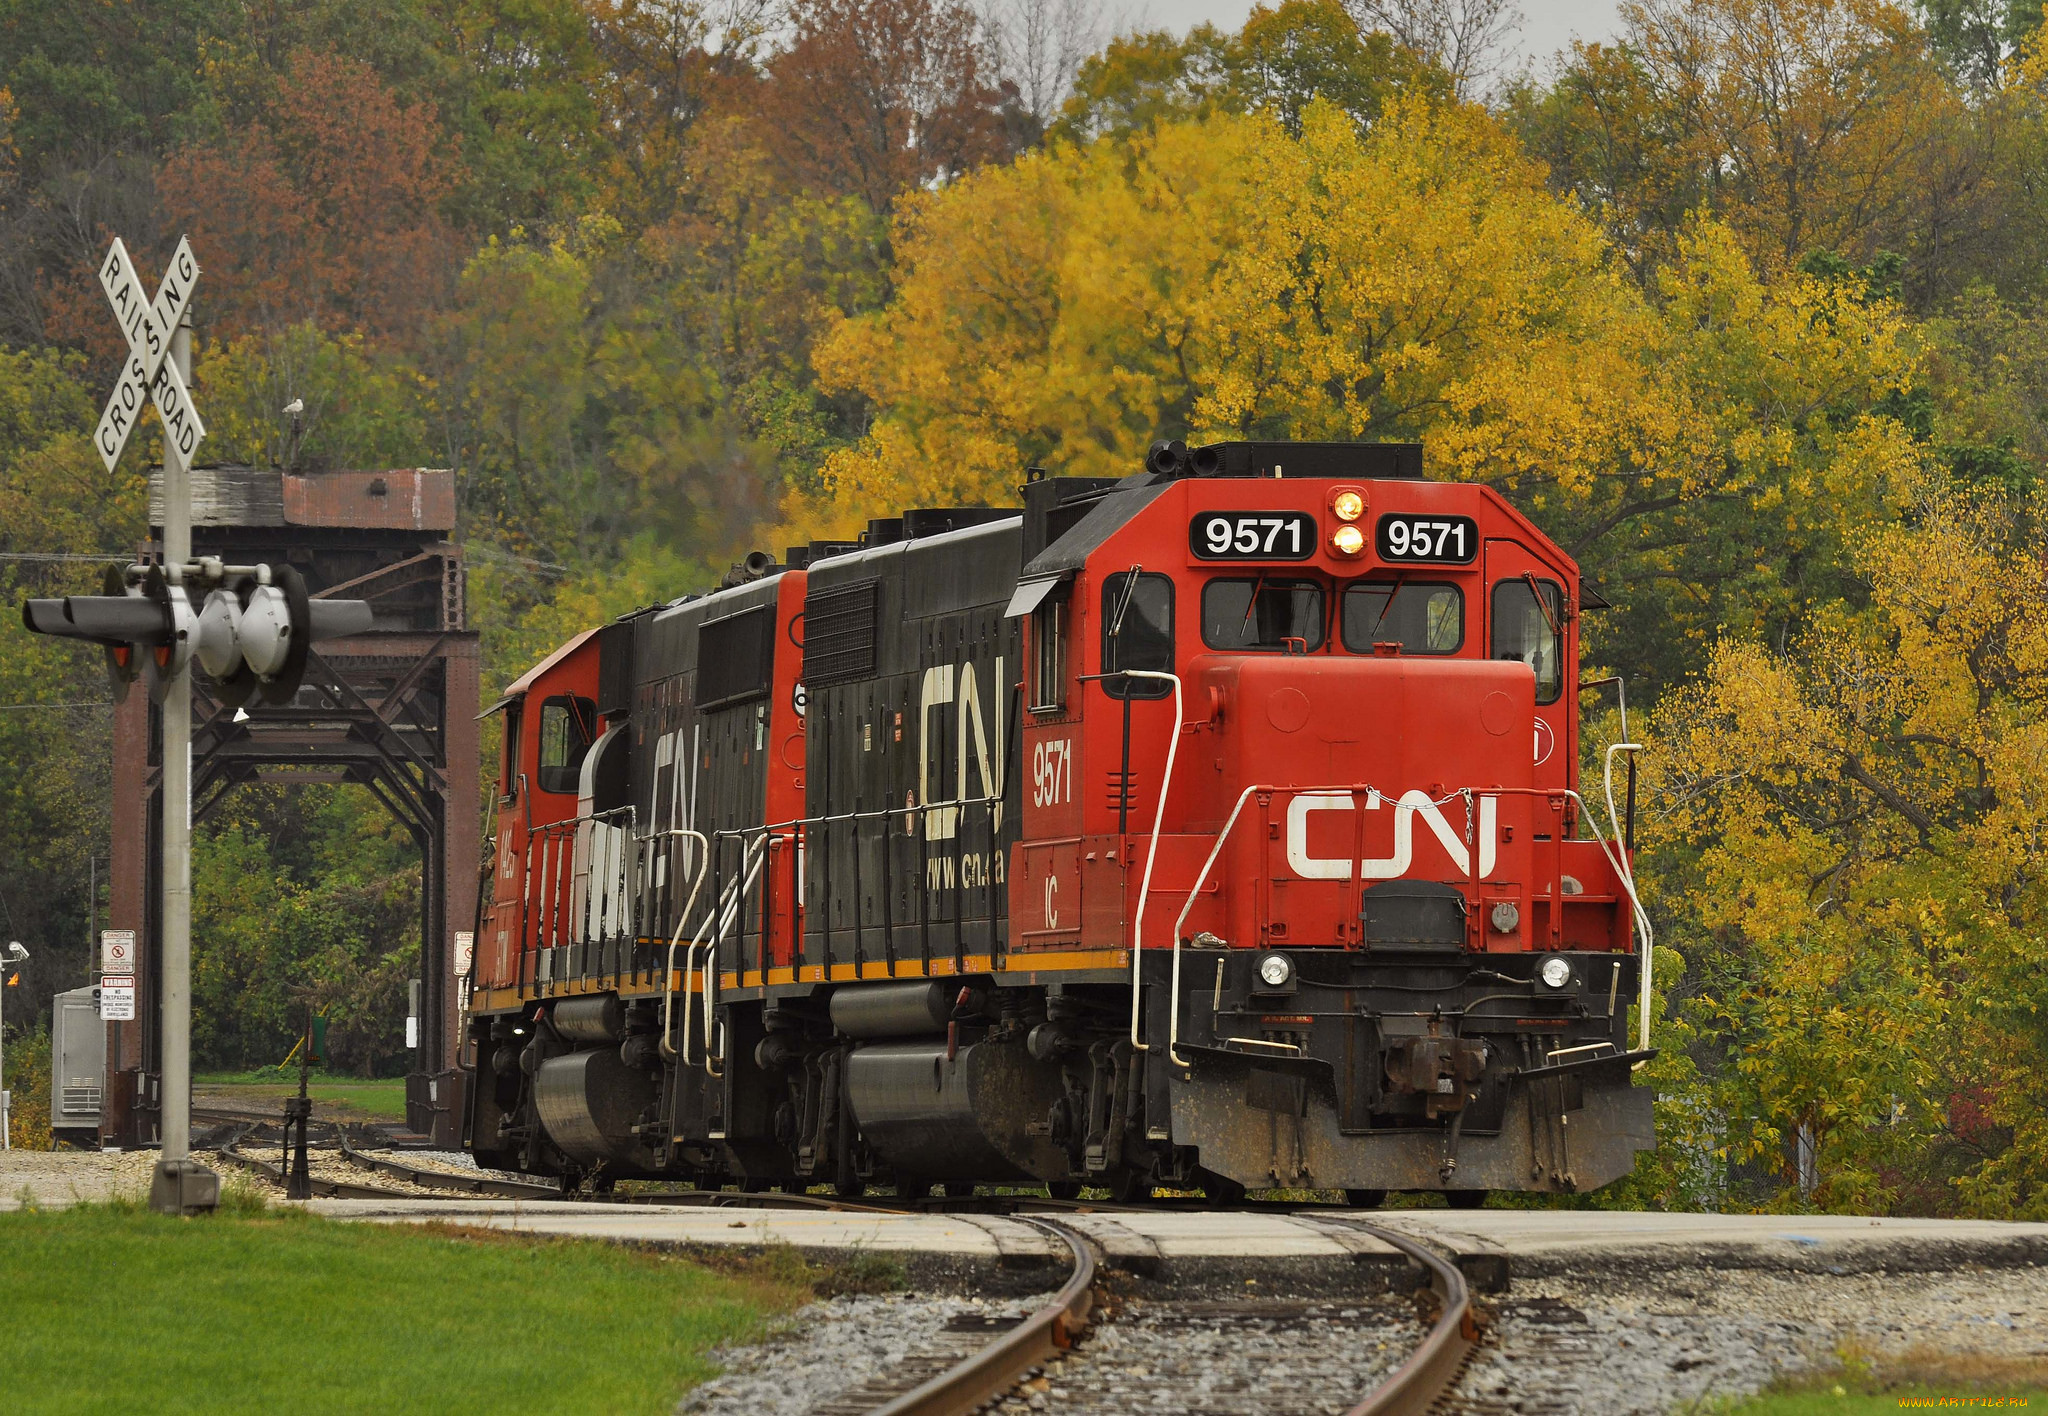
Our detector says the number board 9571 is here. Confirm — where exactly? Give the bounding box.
[1376,513,1478,564]
[1190,511,1317,560]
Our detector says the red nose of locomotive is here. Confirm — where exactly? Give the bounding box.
[1183,652,1540,952]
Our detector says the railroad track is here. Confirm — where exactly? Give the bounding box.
[211,1122,417,1201]
[1342,1221,1481,1416]
[814,1216,1476,1416]
[207,1110,1478,1415]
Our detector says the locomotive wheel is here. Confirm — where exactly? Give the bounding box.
[741,1177,772,1194]
[942,1182,976,1199]
[895,1177,931,1201]
[835,1176,866,1198]
[1046,1181,1082,1200]
[1445,1189,1489,1209]
[1344,1188,1387,1208]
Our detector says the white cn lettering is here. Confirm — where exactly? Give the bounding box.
[920,664,957,839]
[957,655,1004,835]
[923,658,1006,841]
[1283,790,1498,881]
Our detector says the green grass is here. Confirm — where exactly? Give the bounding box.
[1694,1349,2048,1414]
[195,1069,408,1120]
[1717,1391,2046,1413]
[0,1202,809,1415]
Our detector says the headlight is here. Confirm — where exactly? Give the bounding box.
[1257,953,1293,988]
[1332,490,1364,522]
[1330,524,1365,556]
[1539,956,1572,989]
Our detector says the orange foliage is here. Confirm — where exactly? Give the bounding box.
[759,0,1018,210]
[158,49,461,343]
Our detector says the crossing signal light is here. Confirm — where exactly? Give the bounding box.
[22,562,372,705]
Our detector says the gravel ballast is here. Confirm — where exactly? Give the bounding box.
[676,1255,2048,1415]
[1440,1263,2048,1416]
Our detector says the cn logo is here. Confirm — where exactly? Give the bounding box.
[1043,874,1059,930]
[1284,791,1500,881]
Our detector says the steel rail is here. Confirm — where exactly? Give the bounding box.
[212,1124,416,1201]
[335,1129,563,1200]
[868,1217,1096,1416]
[1340,1221,1479,1416]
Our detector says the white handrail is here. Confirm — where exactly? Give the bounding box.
[1165,783,1265,1065]
[654,828,710,1062]
[1155,777,1652,1065]
[676,832,770,1075]
[1119,669,1184,1053]
[1599,744,1654,1054]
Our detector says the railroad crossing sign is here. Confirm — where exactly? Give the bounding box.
[92,236,205,473]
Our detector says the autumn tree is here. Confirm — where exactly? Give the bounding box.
[1053,0,1447,142]
[759,0,1018,210]
[586,0,777,228]
[978,0,1108,132]
[1649,475,2048,1214]
[1515,0,2003,303]
[1343,0,1520,99]
[158,48,461,343]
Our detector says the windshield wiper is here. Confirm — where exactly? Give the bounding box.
[1366,574,1406,642]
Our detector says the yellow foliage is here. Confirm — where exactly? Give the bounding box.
[793,99,1687,537]
[786,96,1924,588]
[1649,476,2048,1215]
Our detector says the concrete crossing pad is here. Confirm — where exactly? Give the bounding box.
[306,1198,2048,1281]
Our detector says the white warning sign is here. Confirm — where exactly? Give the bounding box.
[100,976,136,1021]
[101,929,136,975]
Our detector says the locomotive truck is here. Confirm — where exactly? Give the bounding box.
[465,439,1656,1203]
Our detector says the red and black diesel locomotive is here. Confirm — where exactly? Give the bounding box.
[465,440,1655,1202]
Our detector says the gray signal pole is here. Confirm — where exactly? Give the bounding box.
[161,313,194,1167]
[149,311,216,1214]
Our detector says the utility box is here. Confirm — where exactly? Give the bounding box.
[52,986,106,1146]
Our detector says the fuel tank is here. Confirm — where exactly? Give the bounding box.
[534,1047,657,1168]
[845,1040,1069,1183]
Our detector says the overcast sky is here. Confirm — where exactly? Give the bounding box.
[1124,0,1628,79]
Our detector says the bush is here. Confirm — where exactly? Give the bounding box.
[5,1019,52,1149]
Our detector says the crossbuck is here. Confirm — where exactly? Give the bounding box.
[92,236,205,472]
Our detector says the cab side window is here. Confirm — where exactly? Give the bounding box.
[1489,578,1565,704]
[537,694,597,793]
[1101,571,1174,699]
[499,703,522,802]
[1030,591,1069,712]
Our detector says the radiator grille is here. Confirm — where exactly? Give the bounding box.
[694,605,776,709]
[804,580,880,686]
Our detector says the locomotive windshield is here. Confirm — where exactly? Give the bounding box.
[1201,578,1325,651]
[1342,580,1463,654]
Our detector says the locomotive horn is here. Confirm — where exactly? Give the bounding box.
[1145,439,1188,476]
[719,551,778,588]
[1189,443,1221,476]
